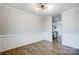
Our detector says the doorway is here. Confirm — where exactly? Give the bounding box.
[52,14,62,51]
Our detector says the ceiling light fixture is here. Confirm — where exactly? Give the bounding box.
[33,3,50,13]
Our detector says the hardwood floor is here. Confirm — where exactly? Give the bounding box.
[0,40,79,55]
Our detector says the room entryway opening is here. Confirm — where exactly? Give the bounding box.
[52,14,62,51]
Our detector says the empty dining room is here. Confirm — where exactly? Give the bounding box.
[0,3,79,55]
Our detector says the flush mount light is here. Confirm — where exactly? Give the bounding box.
[33,3,53,13]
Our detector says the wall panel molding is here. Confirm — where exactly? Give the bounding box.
[0,32,44,52]
[62,33,79,49]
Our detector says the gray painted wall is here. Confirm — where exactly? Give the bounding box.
[44,16,52,41]
[1,5,44,35]
[62,7,79,49]
[0,6,2,35]
[0,5,45,52]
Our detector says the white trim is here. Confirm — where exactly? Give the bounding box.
[62,33,79,49]
[0,32,43,38]
[62,6,79,13]
[0,32,44,52]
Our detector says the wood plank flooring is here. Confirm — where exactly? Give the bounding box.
[0,40,79,55]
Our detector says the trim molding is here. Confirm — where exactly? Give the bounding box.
[62,33,79,49]
[0,32,44,52]
[1,4,41,17]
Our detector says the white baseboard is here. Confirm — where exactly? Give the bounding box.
[0,32,44,52]
[62,33,79,49]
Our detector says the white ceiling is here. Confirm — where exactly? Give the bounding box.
[2,3,79,16]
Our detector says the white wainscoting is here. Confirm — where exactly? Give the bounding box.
[44,32,52,42]
[0,37,2,52]
[62,33,79,49]
[0,32,44,52]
